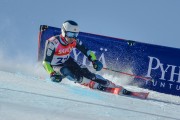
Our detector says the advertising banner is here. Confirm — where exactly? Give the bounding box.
[38,25,180,96]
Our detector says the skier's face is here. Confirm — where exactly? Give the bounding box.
[65,31,78,44]
[65,37,76,44]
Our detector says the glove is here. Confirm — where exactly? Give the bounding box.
[92,60,103,71]
[50,72,63,83]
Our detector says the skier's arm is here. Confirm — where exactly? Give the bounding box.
[76,39,97,62]
[42,40,55,74]
[76,39,103,71]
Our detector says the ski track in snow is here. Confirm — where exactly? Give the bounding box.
[0,65,180,120]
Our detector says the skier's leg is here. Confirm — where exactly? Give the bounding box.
[73,66,117,89]
[63,57,117,89]
[54,66,99,89]
[76,77,99,89]
[53,65,82,82]
[71,65,116,88]
[53,63,132,95]
[94,74,117,88]
[64,57,109,85]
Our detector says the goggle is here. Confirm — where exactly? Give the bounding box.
[66,32,79,38]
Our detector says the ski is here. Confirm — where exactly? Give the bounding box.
[130,92,149,99]
[80,80,149,99]
[105,87,149,99]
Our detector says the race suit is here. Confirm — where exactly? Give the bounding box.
[42,35,109,86]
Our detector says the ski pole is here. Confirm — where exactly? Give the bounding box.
[103,68,154,82]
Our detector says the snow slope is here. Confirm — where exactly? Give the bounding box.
[0,62,180,120]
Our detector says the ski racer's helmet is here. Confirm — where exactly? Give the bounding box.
[61,20,80,38]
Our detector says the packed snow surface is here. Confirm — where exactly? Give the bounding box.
[0,62,180,120]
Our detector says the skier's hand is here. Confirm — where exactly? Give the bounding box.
[92,60,103,71]
[50,72,63,83]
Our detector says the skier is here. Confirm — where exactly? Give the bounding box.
[42,20,135,96]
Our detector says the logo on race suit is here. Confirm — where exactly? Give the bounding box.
[57,46,74,55]
[146,56,180,91]
[56,41,76,56]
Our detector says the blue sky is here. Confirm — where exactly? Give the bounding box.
[0,0,180,61]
